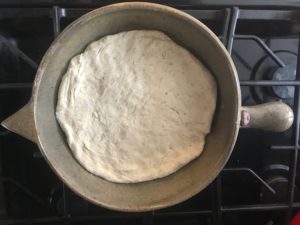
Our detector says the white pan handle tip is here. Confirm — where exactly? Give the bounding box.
[240,101,294,132]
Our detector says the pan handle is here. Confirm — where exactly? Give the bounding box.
[240,101,294,132]
[1,100,38,143]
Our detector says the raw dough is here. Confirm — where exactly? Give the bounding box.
[56,30,217,183]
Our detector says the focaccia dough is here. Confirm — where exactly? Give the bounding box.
[56,30,217,183]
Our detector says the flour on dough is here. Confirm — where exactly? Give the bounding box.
[56,30,217,183]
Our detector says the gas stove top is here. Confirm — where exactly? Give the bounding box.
[0,2,300,225]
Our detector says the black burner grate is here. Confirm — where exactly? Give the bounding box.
[0,4,300,225]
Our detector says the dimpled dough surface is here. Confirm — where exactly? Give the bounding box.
[56,30,217,183]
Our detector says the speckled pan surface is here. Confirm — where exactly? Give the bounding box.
[4,2,241,211]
